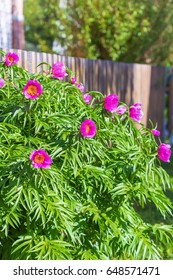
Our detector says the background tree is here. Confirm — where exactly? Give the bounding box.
[24,0,61,53]
[24,0,173,65]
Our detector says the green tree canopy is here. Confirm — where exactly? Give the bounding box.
[24,0,61,53]
[24,0,173,65]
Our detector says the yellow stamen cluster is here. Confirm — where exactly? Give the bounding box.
[34,154,45,164]
[27,85,37,96]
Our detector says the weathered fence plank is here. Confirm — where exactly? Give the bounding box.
[168,77,173,139]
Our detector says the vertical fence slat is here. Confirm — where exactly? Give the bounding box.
[133,63,142,104]
[140,65,151,128]
[97,59,102,93]
[148,66,165,137]
[168,77,173,138]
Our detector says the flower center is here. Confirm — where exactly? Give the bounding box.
[8,56,14,63]
[86,124,90,133]
[27,85,37,96]
[34,154,45,164]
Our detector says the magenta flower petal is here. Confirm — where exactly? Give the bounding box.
[23,80,43,99]
[158,143,171,162]
[152,129,160,137]
[5,52,19,66]
[30,149,53,168]
[76,83,84,93]
[51,62,68,80]
[129,103,144,122]
[0,78,5,88]
[115,105,127,115]
[104,93,119,112]
[80,120,96,138]
[71,77,76,84]
[83,94,91,104]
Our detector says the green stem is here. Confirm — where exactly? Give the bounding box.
[7,80,10,99]
[27,101,33,146]
[10,67,14,82]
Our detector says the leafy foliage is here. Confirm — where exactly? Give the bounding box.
[24,0,173,65]
[24,0,61,53]
[0,50,173,260]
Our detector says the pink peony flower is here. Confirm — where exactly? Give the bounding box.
[80,120,97,138]
[30,149,53,168]
[151,129,160,137]
[83,94,91,104]
[23,80,43,99]
[5,52,19,66]
[115,105,127,115]
[129,103,144,122]
[104,93,119,112]
[71,77,76,84]
[0,78,5,88]
[76,83,84,93]
[51,62,67,80]
[158,143,171,162]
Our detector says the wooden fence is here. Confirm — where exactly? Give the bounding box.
[1,49,166,139]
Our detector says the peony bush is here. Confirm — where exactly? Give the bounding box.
[0,50,173,260]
